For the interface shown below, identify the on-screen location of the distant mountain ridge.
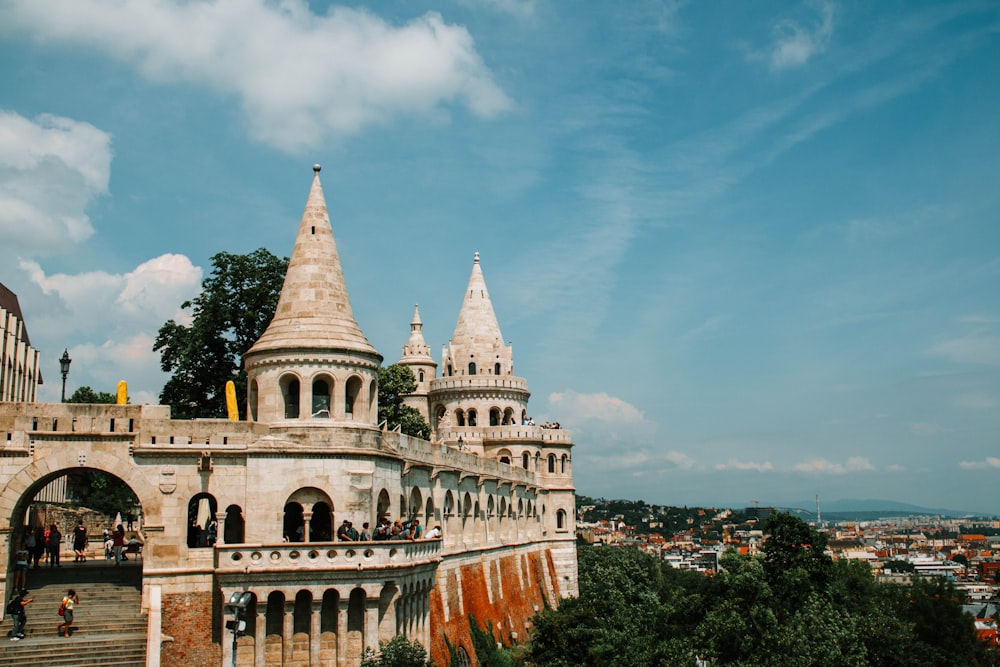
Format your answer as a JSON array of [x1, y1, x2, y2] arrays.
[[783, 498, 977, 519]]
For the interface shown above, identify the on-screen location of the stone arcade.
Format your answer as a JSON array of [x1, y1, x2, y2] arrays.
[[0, 166, 577, 667]]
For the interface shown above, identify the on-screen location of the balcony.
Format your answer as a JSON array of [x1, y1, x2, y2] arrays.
[[215, 540, 442, 574]]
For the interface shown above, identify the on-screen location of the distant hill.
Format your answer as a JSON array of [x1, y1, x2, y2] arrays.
[[783, 498, 979, 520]]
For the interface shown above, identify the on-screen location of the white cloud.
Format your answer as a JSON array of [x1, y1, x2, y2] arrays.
[[0, 111, 111, 255], [793, 456, 875, 474], [715, 459, 774, 472], [766, 1, 835, 70], [458, 0, 536, 19], [925, 335, 1000, 366], [0, 0, 510, 152], [548, 390, 646, 424], [958, 457, 1000, 470]]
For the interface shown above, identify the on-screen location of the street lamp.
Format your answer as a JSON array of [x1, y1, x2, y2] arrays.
[[225, 591, 253, 667], [59, 349, 72, 402]]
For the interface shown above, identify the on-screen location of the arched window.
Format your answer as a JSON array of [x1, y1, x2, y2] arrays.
[[468, 362, 476, 375], [456, 409, 466, 426], [489, 408, 500, 426], [345, 376, 363, 418], [408, 487, 423, 519], [557, 509, 567, 530], [561, 454, 568, 473], [248, 379, 259, 421], [281, 375, 300, 419], [224, 504, 245, 544], [187, 493, 217, 548], [418, 370, 425, 382], [522, 452, 529, 469], [377, 489, 391, 521], [494, 363, 500, 375], [503, 407, 514, 425], [444, 491, 455, 517], [283, 502, 304, 542], [547, 454, 556, 473], [498, 449, 512, 465], [312, 378, 331, 417], [468, 409, 477, 426], [311, 502, 333, 541], [425, 497, 434, 525]]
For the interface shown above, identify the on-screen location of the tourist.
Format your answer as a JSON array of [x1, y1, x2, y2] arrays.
[[390, 520, 404, 539], [72, 520, 88, 563], [7, 588, 31, 640], [206, 520, 218, 547], [56, 589, 79, 638], [359, 522, 371, 541], [46, 524, 62, 568], [425, 525, 442, 539], [113, 524, 125, 565], [13, 543, 29, 590], [31, 526, 45, 568], [336, 520, 353, 541], [187, 518, 201, 548], [407, 519, 423, 540]]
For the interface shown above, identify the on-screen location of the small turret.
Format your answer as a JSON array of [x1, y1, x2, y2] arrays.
[[398, 305, 437, 422]]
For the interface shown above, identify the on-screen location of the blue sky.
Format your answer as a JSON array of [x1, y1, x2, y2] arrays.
[[1, 1, 998, 513]]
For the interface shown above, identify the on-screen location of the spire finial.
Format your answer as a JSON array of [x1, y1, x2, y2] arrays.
[[313, 164, 321, 173], [473, 251, 480, 263]]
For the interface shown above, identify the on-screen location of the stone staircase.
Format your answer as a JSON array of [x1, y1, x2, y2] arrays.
[[0, 561, 147, 667]]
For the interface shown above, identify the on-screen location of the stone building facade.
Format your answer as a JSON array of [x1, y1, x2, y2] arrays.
[[0, 166, 577, 667], [0, 283, 41, 403]]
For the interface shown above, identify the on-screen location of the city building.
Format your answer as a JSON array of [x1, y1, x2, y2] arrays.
[[0, 283, 41, 402]]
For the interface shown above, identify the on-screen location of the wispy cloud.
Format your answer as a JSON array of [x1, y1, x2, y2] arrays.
[[765, 1, 836, 71], [0, 0, 510, 152], [793, 457, 876, 474], [548, 391, 647, 424], [958, 457, 1000, 470], [926, 335, 1000, 366], [953, 393, 999, 410], [715, 459, 775, 472]]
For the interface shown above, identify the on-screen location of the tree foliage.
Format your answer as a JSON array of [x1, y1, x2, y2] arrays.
[[526, 514, 999, 667], [66, 386, 117, 404], [377, 364, 431, 440], [153, 249, 287, 419], [360, 635, 432, 667], [67, 470, 139, 519]]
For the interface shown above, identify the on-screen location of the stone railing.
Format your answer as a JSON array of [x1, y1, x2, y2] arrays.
[[215, 539, 442, 573], [428, 376, 529, 392]]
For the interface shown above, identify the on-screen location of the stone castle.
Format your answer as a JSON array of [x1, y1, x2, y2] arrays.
[[0, 165, 577, 667]]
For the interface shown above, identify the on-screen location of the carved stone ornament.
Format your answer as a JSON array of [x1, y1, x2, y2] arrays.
[[159, 466, 177, 494]]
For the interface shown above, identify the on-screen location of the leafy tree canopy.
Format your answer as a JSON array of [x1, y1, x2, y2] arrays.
[[154, 249, 287, 419], [377, 364, 431, 440], [67, 470, 139, 519], [360, 635, 432, 667], [66, 386, 117, 404]]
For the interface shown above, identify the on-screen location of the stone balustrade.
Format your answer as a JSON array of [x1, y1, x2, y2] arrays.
[[215, 539, 442, 573]]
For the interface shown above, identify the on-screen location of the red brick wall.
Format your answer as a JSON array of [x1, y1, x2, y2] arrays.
[[429, 549, 555, 666], [161, 591, 221, 667]]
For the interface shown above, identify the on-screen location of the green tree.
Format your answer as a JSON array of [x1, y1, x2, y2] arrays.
[[360, 635, 432, 667], [67, 470, 139, 518], [66, 386, 117, 403], [154, 249, 287, 419], [377, 364, 431, 440]]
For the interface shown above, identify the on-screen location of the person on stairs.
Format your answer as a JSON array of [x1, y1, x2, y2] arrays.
[[7, 588, 31, 640], [57, 589, 79, 638]]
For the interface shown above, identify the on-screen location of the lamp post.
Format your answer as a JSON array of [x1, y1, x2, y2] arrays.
[[59, 349, 72, 402], [225, 591, 253, 667]]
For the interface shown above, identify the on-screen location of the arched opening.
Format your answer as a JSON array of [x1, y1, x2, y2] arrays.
[[248, 378, 259, 421], [547, 454, 556, 473], [312, 377, 332, 417], [494, 362, 500, 376], [187, 493, 218, 548], [311, 502, 333, 542], [418, 370, 425, 382], [557, 509, 567, 530], [503, 407, 514, 425], [434, 405, 446, 428], [425, 497, 434, 526], [497, 449, 512, 465], [521, 452, 529, 469], [345, 376, 363, 419], [294, 590, 312, 635], [321, 590, 339, 652], [377, 489, 391, 522], [561, 453, 568, 473], [281, 375, 301, 419], [408, 488, 423, 519], [468, 362, 476, 375], [443, 491, 455, 518], [224, 504, 245, 544], [489, 408, 501, 426], [467, 409, 477, 427], [348, 588, 366, 648], [266, 591, 285, 650], [283, 502, 304, 542], [456, 409, 465, 427]]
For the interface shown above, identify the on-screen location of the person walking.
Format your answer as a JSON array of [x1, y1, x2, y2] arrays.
[[56, 589, 79, 638], [31, 526, 45, 568], [7, 588, 31, 640], [13, 543, 29, 590], [72, 521, 88, 563], [112, 524, 125, 566], [46, 525, 62, 568]]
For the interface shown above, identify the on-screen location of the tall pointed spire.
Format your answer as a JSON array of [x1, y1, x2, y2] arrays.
[[401, 305, 433, 363], [450, 252, 504, 348], [248, 165, 377, 355]]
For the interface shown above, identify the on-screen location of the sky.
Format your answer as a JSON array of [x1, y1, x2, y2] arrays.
[[1, 0, 998, 514]]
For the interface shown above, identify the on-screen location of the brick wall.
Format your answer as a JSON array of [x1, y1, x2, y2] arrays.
[[161, 591, 220, 667]]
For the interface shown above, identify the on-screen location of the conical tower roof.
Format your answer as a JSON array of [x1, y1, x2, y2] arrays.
[[400, 304, 434, 364], [450, 252, 504, 348], [247, 165, 377, 356]]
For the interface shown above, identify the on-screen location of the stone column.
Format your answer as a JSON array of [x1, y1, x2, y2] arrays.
[[303, 511, 313, 543], [365, 596, 379, 654], [283, 600, 295, 666], [310, 598, 322, 667], [337, 596, 349, 667], [221, 588, 235, 667], [215, 511, 228, 545], [254, 599, 266, 667]]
